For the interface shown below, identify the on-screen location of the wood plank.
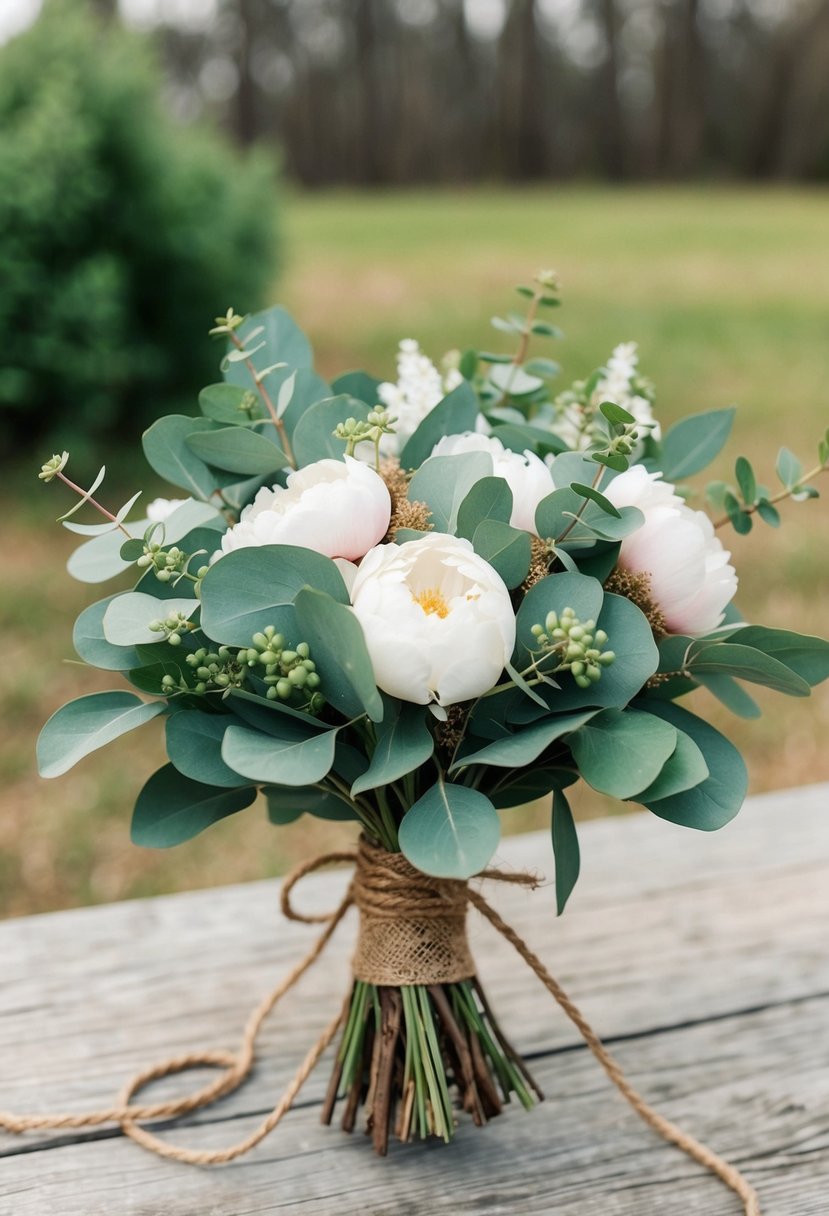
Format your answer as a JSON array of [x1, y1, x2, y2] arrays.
[[1, 993, 828, 1215], [1, 783, 828, 1211]]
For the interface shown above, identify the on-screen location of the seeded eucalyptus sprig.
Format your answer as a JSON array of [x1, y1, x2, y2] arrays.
[[708, 429, 829, 533]]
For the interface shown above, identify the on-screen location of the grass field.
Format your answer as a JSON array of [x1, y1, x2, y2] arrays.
[[3, 185, 829, 917]]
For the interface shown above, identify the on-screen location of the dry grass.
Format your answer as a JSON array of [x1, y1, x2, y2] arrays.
[[2, 185, 828, 917]]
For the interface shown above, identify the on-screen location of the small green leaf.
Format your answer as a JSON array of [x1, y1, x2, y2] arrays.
[[408, 452, 493, 534], [351, 701, 434, 795], [294, 587, 384, 722], [186, 426, 289, 476], [399, 781, 500, 879], [103, 593, 198, 646], [776, 447, 803, 490], [399, 381, 480, 469], [38, 692, 164, 778], [735, 456, 756, 505], [633, 730, 709, 802], [470, 520, 532, 589], [568, 708, 678, 799], [166, 712, 249, 788], [569, 483, 621, 518], [660, 407, 736, 481], [756, 499, 781, 528], [694, 672, 761, 719], [222, 723, 337, 786], [199, 383, 260, 424], [131, 765, 256, 847], [599, 400, 635, 426], [199, 545, 349, 646], [686, 642, 811, 696], [453, 710, 597, 771], [639, 702, 747, 831], [551, 789, 580, 915], [488, 363, 544, 397], [456, 477, 513, 541]]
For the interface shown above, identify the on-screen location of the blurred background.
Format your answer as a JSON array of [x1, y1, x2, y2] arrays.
[[2, 0, 828, 917]]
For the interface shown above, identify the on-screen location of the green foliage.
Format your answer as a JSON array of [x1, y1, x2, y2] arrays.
[[199, 545, 349, 646], [399, 780, 500, 879], [131, 765, 256, 847], [37, 690, 164, 778], [658, 408, 736, 481], [551, 789, 579, 915], [351, 701, 434, 796], [0, 0, 277, 452]]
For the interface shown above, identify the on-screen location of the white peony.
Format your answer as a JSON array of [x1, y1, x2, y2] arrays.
[[350, 533, 516, 707], [376, 339, 465, 456], [429, 432, 553, 534], [603, 465, 738, 636], [219, 456, 391, 562], [146, 497, 188, 523]]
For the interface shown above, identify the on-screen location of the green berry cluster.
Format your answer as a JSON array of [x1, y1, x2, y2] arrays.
[[137, 541, 210, 587], [180, 645, 246, 693], [334, 408, 397, 458], [243, 626, 324, 712], [531, 606, 615, 689], [148, 611, 195, 646]]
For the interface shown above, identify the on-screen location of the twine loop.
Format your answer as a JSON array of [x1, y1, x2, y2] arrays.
[[0, 845, 760, 1213]]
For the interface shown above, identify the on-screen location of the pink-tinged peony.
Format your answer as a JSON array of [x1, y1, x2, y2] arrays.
[[219, 456, 391, 562], [350, 533, 516, 707], [603, 465, 737, 636], [429, 432, 553, 534]]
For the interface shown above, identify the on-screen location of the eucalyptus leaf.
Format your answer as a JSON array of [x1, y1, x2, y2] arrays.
[[726, 626, 829, 686], [199, 383, 259, 424], [73, 596, 168, 671], [351, 701, 434, 795], [131, 765, 256, 847], [638, 701, 747, 830], [103, 593, 198, 646], [659, 408, 736, 481], [293, 587, 384, 722], [222, 722, 337, 786], [551, 788, 580, 914], [407, 452, 493, 534], [399, 781, 500, 879], [686, 642, 811, 697], [223, 307, 313, 392], [399, 381, 480, 469], [185, 426, 289, 476], [471, 520, 532, 588], [142, 415, 222, 500], [199, 545, 349, 646], [633, 730, 709, 801], [453, 709, 597, 771], [38, 691, 164, 778], [264, 784, 357, 823], [456, 476, 513, 541], [291, 395, 368, 465], [166, 712, 250, 788], [694, 672, 761, 719], [568, 708, 677, 799]]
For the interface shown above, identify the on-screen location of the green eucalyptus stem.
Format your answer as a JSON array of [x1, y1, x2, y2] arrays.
[[712, 459, 829, 530], [227, 329, 295, 468]]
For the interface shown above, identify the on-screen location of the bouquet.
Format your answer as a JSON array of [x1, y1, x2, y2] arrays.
[[37, 272, 829, 1157]]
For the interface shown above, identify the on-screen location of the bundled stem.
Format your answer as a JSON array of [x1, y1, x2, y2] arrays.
[[322, 977, 541, 1153]]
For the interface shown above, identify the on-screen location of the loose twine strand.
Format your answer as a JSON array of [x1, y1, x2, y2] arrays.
[[0, 846, 760, 1214]]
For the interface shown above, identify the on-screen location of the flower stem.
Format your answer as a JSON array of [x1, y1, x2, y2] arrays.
[[228, 330, 296, 468], [56, 471, 132, 538], [712, 461, 828, 530]]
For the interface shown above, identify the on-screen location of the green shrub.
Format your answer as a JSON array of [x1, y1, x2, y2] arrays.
[[0, 0, 278, 455]]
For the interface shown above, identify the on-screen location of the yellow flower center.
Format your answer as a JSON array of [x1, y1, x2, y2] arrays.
[[412, 587, 450, 618]]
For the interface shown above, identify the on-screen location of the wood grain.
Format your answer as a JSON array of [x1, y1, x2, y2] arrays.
[[1, 782, 828, 1214]]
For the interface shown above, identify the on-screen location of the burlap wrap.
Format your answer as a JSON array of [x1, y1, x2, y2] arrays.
[[351, 837, 475, 985]]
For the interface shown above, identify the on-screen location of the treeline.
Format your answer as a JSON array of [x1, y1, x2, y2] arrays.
[[141, 0, 829, 184]]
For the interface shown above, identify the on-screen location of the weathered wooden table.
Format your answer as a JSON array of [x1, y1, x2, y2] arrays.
[[2, 783, 828, 1215]]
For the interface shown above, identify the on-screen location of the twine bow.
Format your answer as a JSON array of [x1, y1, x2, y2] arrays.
[[0, 846, 760, 1215]]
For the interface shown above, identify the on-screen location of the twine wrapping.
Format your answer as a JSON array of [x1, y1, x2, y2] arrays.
[[0, 844, 760, 1215], [351, 837, 475, 984]]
